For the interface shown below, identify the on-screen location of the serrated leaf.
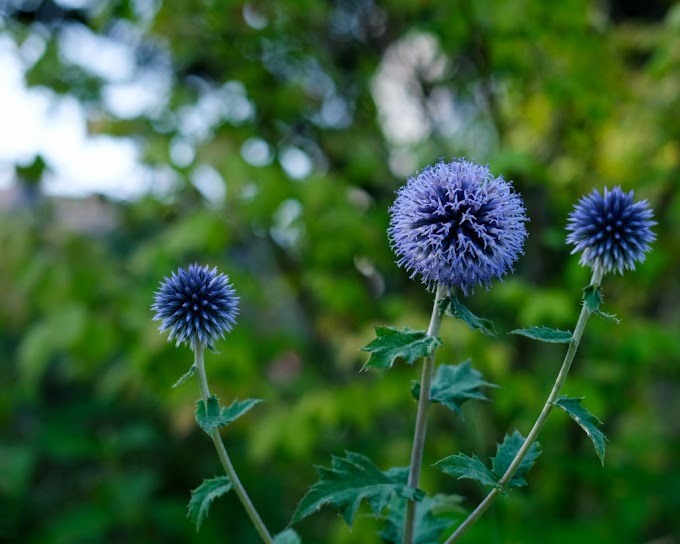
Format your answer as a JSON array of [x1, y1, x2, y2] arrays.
[[172, 364, 196, 388], [436, 432, 541, 490], [583, 285, 620, 323], [412, 360, 496, 416], [291, 451, 424, 527], [195, 396, 262, 434], [583, 284, 603, 312], [490, 431, 542, 489], [273, 528, 301, 544], [187, 476, 232, 532], [594, 309, 621, 324], [379, 494, 463, 544], [361, 326, 441, 370], [510, 326, 573, 343], [433, 453, 498, 488], [439, 294, 496, 336], [555, 396, 607, 465]]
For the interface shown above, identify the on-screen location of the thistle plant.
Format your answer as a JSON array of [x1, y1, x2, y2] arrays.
[[150, 167, 655, 544], [443, 185, 655, 542], [151, 264, 281, 544]]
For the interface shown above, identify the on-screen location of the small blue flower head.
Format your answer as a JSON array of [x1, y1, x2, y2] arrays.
[[566, 186, 656, 275], [152, 264, 239, 350], [388, 158, 528, 295]]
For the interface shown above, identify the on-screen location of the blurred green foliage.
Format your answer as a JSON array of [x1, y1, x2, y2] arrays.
[[1, 1, 679, 543]]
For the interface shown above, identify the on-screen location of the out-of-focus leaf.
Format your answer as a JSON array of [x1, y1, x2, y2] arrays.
[[379, 494, 463, 544], [274, 528, 301, 544], [510, 326, 573, 343], [171, 365, 195, 388], [412, 360, 496, 416]]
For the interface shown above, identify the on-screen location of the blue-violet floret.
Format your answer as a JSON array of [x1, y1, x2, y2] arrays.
[[152, 263, 239, 350], [566, 186, 656, 275], [388, 158, 528, 295]]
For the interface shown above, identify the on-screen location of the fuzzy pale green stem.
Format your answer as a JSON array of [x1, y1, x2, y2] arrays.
[[444, 266, 604, 544], [403, 284, 447, 544], [194, 344, 275, 544]]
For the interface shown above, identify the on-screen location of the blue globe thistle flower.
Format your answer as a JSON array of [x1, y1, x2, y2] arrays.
[[152, 264, 239, 350], [388, 158, 528, 295], [566, 186, 656, 275]]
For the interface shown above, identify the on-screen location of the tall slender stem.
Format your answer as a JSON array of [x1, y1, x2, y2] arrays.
[[444, 266, 604, 544], [194, 345, 275, 544], [403, 284, 447, 544]]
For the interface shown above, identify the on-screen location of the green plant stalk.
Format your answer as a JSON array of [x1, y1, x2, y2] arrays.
[[444, 266, 604, 544], [403, 284, 447, 544], [194, 344, 275, 544]]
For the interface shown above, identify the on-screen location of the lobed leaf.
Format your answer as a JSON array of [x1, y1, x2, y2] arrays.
[[291, 451, 424, 527], [412, 360, 496, 416], [583, 285, 621, 323], [582, 284, 603, 313], [273, 528, 301, 544], [361, 326, 441, 370], [439, 294, 496, 336], [433, 453, 498, 488], [435, 431, 541, 490], [490, 431, 542, 488], [510, 326, 573, 343], [195, 396, 262, 434], [379, 494, 463, 544], [555, 396, 607, 465], [187, 476, 232, 532]]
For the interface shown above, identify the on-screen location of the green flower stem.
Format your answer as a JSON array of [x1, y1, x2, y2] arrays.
[[444, 266, 604, 544], [403, 283, 447, 544], [194, 345, 275, 544]]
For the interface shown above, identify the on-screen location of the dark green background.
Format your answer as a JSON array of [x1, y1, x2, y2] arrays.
[[1, 1, 678, 543]]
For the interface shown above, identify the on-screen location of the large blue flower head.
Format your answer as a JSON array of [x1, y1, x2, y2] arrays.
[[566, 186, 656, 275], [388, 158, 528, 295], [152, 264, 239, 350]]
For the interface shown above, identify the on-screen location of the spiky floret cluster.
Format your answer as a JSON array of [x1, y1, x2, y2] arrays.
[[566, 186, 656, 275], [388, 158, 528, 295], [152, 264, 239, 350]]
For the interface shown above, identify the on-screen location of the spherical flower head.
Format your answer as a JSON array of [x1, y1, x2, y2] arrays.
[[566, 186, 656, 275], [388, 158, 528, 295], [152, 264, 239, 350]]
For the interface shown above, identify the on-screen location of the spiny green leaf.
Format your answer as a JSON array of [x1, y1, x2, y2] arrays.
[[490, 431, 542, 489], [195, 396, 262, 434], [187, 476, 232, 532], [433, 453, 498, 488], [510, 326, 573, 343], [583, 284, 603, 312], [172, 364, 196, 388], [435, 431, 541, 490], [594, 309, 621, 323], [412, 360, 497, 416], [439, 294, 496, 336], [361, 326, 441, 370], [555, 396, 607, 465], [379, 494, 463, 544], [583, 285, 620, 323], [273, 528, 301, 544], [291, 451, 424, 527]]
